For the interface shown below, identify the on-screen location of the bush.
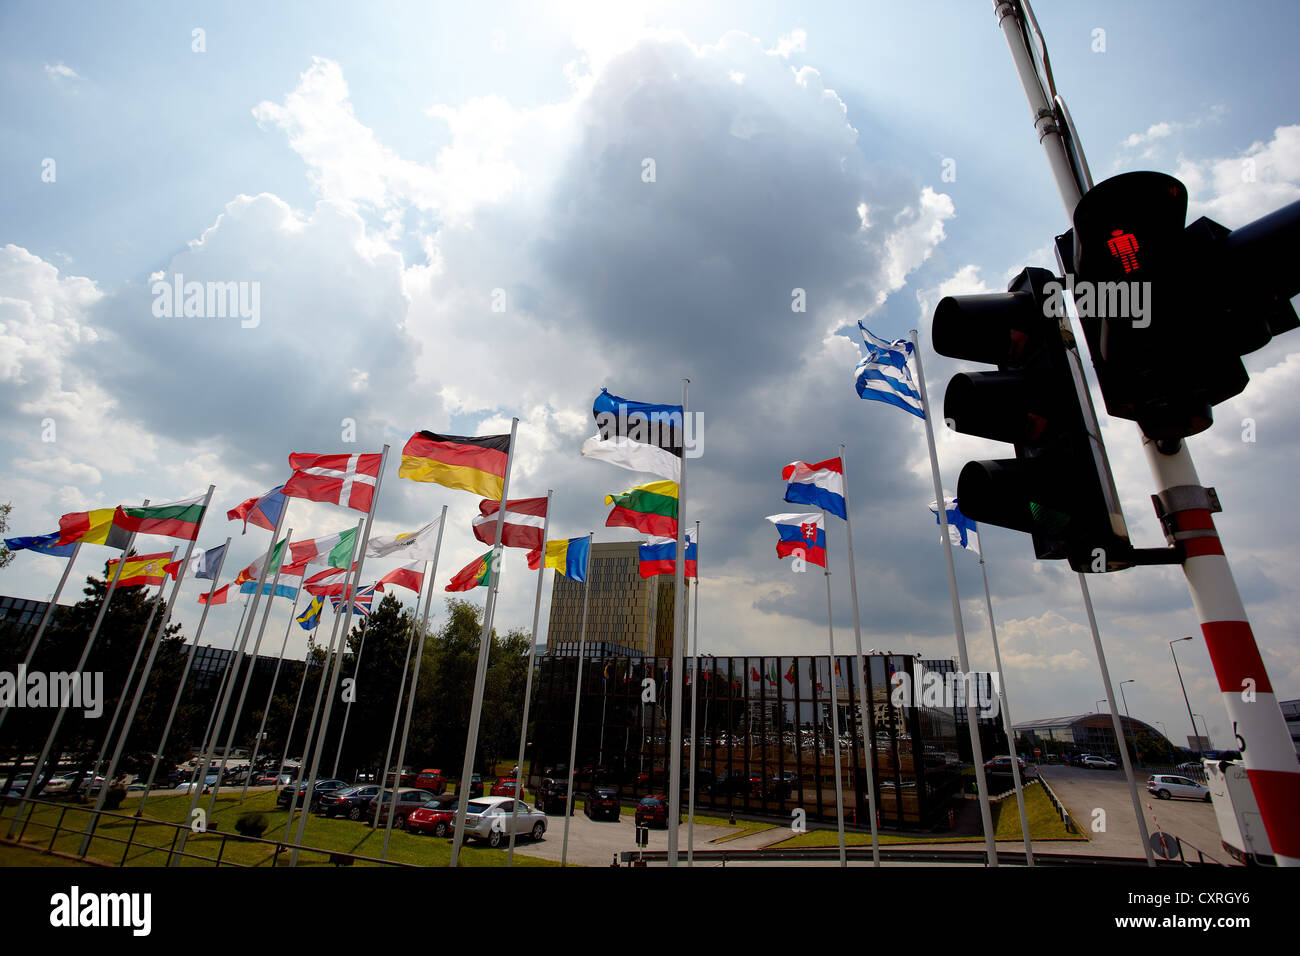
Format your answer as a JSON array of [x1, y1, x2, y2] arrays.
[[235, 813, 269, 838], [102, 789, 127, 812]]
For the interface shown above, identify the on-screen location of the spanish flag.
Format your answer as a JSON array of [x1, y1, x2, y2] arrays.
[[399, 431, 510, 500], [105, 551, 172, 587], [57, 508, 131, 548]]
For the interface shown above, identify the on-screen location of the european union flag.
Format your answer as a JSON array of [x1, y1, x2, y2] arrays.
[[4, 531, 76, 559]]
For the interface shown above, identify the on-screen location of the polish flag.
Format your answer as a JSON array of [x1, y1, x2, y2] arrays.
[[377, 561, 425, 594]]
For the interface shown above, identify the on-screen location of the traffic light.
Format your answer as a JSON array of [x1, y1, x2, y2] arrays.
[[1063, 171, 1300, 443], [933, 267, 1134, 571]]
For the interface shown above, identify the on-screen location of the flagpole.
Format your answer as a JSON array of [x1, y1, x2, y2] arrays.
[[196, 595, 251, 779], [136, 536, 231, 817], [451, 419, 518, 866], [278, 615, 322, 788], [171, 499, 288, 864], [687, 520, 700, 866], [243, 586, 306, 801], [821, 511, 848, 867], [508, 491, 551, 864], [208, 527, 296, 817], [291, 440, 388, 865], [909, 328, 998, 867], [85, 545, 178, 794], [560, 532, 594, 867], [375, 612, 416, 833], [978, 549, 1034, 866], [838, 443, 880, 866], [667, 378, 689, 866], [383, 505, 447, 859], [0, 541, 81, 738], [331, 607, 371, 778], [8, 501, 146, 839]]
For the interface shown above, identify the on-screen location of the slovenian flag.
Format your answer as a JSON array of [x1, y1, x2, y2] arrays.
[[765, 512, 826, 567], [781, 458, 846, 520], [637, 532, 697, 579]]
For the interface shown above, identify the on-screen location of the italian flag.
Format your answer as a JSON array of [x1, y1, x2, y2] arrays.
[[113, 495, 206, 541]]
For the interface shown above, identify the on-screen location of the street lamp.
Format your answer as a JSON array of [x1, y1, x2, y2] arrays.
[[1170, 637, 1198, 755], [1095, 698, 1107, 713], [1119, 679, 1139, 768]]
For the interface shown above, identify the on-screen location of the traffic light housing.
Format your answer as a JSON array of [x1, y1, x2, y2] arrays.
[[1063, 171, 1300, 443], [933, 267, 1134, 571]]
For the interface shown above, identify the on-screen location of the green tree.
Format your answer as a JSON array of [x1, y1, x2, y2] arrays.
[[0, 502, 14, 570]]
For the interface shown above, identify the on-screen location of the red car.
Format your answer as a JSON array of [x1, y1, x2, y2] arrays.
[[634, 795, 680, 829], [491, 778, 518, 797], [405, 800, 457, 837]]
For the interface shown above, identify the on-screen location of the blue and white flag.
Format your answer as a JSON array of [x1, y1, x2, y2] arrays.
[[3, 531, 76, 559], [930, 497, 980, 556], [239, 580, 300, 601], [855, 323, 924, 419], [781, 458, 847, 520]]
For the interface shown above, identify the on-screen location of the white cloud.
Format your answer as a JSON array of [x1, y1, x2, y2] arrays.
[[44, 62, 80, 83], [1174, 124, 1300, 226]]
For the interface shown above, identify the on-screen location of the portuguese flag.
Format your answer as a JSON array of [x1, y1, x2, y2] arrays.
[[445, 549, 498, 592], [400, 431, 511, 500], [604, 480, 677, 537], [105, 551, 172, 587], [113, 495, 207, 541]]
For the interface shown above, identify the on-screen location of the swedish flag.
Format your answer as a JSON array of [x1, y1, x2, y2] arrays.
[[297, 596, 323, 631]]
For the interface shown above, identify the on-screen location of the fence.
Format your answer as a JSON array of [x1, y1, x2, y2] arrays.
[[0, 797, 421, 868]]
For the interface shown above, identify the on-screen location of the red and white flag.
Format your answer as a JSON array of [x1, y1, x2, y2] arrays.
[[198, 584, 232, 606], [283, 453, 382, 512], [377, 561, 425, 594], [471, 496, 547, 550], [303, 563, 358, 597]]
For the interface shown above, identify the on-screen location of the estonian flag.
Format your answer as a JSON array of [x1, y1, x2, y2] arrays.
[[580, 388, 684, 481]]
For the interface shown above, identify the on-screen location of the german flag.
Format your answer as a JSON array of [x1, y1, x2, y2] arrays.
[[105, 551, 172, 587], [57, 508, 131, 549], [399, 432, 510, 500]]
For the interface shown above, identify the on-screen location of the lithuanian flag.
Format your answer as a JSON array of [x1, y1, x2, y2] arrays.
[[105, 551, 172, 587], [400, 431, 510, 500], [603, 480, 677, 537], [57, 508, 131, 548], [445, 549, 498, 592], [113, 495, 207, 541]]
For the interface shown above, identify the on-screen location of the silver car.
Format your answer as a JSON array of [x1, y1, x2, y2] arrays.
[[462, 796, 547, 848], [1147, 774, 1211, 801]]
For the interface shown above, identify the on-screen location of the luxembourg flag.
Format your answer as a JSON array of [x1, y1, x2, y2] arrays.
[[781, 458, 846, 520], [765, 512, 826, 567]]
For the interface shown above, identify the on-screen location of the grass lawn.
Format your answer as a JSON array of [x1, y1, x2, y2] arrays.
[[2, 790, 562, 867], [0, 841, 99, 867], [690, 813, 777, 843]]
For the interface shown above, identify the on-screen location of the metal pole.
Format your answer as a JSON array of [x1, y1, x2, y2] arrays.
[[331, 609, 371, 778], [136, 536, 231, 817], [278, 620, 320, 785], [383, 506, 446, 859], [909, 331, 998, 866], [1170, 638, 1199, 753], [1078, 572, 1155, 866], [242, 587, 306, 801], [837, 443, 880, 866], [1120, 679, 1139, 768], [509, 492, 551, 864], [666, 378, 688, 866], [687, 522, 700, 866], [560, 533, 594, 867], [8, 503, 145, 838], [451, 419, 518, 866], [979, 553, 1033, 865], [821, 511, 847, 867], [374, 617, 415, 832]]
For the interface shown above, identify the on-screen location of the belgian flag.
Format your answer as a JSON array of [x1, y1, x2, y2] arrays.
[[57, 508, 131, 549]]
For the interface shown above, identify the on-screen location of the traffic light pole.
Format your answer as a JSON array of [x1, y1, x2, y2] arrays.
[[995, 0, 1300, 866]]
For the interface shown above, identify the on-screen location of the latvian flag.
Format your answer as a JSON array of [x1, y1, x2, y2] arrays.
[[303, 563, 359, 597], [580, 388, 683, 482], [471, 497, 547, 550], [605, 480, 677, 537], [781, 458, 846, 520], [112, 495, 208, 541], [765, 512, 826, 567], [400, 432, 511, 500], [283, 453, 382, 513], [638, 532, 697, 579]]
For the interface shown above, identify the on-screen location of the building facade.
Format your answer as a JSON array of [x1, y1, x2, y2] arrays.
[[544, 542, 683, 658]]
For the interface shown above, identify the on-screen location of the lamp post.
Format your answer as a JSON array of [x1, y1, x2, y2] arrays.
[[1194, 714, 1212, 754], [1095, 699, 1106, 713], [1119, 680, 1139, 768], [1170, 637, 1199, 755]]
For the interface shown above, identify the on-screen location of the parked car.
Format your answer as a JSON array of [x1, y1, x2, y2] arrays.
[[1175, 761, 1205, 774], [457, 773, 483, 797], [461, 797, 547, 847], [366, 788, 438, 827], [983, 755, 1033, 776], [634, 795, 680, 829], [491, 778, 519, 797], [404, 793, 459, 836], [179, 772, 221, 793], [414, 769, 445, 793], [535, 777, 575, 815], [1147, 774, 1211, 802], [584, 787, 621, 821], [276, 778, 348, 811], [1082, 756, 1117, 770], [316, 784, 382, 820]]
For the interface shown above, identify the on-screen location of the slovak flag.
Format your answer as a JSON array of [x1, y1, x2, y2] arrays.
[[781, 457, 846, 520], [283, 453, 383, 513], [764, 512, 826, 567]]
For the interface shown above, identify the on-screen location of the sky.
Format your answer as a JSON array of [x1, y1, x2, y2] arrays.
[[2, 0, 1298, 752]]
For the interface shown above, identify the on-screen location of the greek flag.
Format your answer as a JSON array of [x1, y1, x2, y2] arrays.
[[855, 323, 924, 418], [929, 497, 980, 556]]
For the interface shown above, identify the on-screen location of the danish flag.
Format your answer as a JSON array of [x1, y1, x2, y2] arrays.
[[283, 452, 382, 513]]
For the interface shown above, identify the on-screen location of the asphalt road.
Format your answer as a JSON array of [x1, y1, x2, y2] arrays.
[[1038, 765, 1233, 864], [509, 806, 733, 867]]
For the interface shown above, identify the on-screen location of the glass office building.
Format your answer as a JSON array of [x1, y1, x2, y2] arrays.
[[530, 653, 981, 828]]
